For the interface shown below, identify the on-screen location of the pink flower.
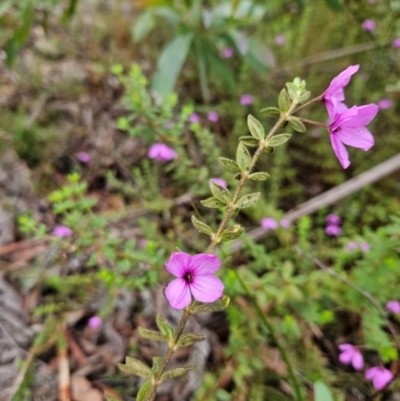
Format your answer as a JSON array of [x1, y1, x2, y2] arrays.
[[329, 104, 378, 169], [385, 301, 400, 314], [207, 111, 219, 122], [322, 65, 359, 121], [378, 99, 392, 110], [165, 252, 224, 309], [362, 19, 376, 32], [338, 344, 364, 371], [88, 316, 102, 329], [147, 143, 177, 162], [261, 218, 278, 231], [325, 225, 341, 236], [359, 242, 370, 252], [365, 367, 393, 391], [345, 241, 359, 251], [280, 219, 291, 228], [77, 152, 91, 163], [221, 47, 234, 58], [274, 34, 286, 46], [165, 120, 174, 129], [52, 225, 72, 238], [393, 38, 400, 48], [211, 178, 227, 188], [326, 214, 341, 225], [138, 239, 148, 248], [189, 113, 201, 123], [240, 94, 254, 106]]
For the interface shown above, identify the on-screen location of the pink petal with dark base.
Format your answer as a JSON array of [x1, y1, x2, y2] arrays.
[[337, 127, 374, 151], [165, 279, 192, 309], [190, 254, 221, 275], [165, 252, 192, 277], [190, 275, 224, 303]]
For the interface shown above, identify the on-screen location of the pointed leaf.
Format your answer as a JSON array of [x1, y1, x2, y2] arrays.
[[247, 115, 265, 140], [133, 11, 155, 42], [151, 33, 193, 99], [209, 180, 231, 203], [260, 107, 281, 117], [119, 357, 152, 378], [136, 380, 151, 401], [243, 37, 275, 72], [249, 172, 270, 181], [235, 192, 260, 209], [201, 197, 226, 208], [314, 380, 334, 401], [204, 47, 235, 92], [228, 29, 249, 55], [287, 116, 306, 132], [267, 134, 292, 147], [219, 225, 244, 241], [191, 215, 214, 236], [160, 366, 195, 382], [219, 157, 241, 172], [238, 136, 260, 147], [156, 313, 174, 340], [177, 333, 206, 347], [236, 143, 252, 172], [138, 327, 168, 342], [278, 89, 291, 112], [192, 303, 225, 313]]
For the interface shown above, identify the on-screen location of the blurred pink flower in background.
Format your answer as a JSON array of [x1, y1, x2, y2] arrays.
[[221, 47, 234, 58], [165, 120, 174, 129], [274, 34, 286, 45], [393, 38, 400, 48], [345, 241, 359, 251], [280, 219, 291, 228], [138, 239, 148, 248], [207, 111, 219, 122], [338, 344, 364, 370], [211, 178, 227, 188], [378, 99, 392, 109], [189, 112, 201, 123], [365, 367, 393, 391], [261, 218, 278, 231], [88, 316, 102, 329], [385, 301, 400, 314], [359, 242, 370, 252], [52, 225, 72, 238], [325, 225, 342, 236], [326, 214, 341, 225], [148, 143, 177, 161], [368, 0, 377, 4], [362, 19, 376, 32], [77, 152, 91, 163], [240, 94, 254, 106]]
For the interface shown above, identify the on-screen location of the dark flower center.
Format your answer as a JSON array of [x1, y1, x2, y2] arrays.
[[184, 273, 193, 283]]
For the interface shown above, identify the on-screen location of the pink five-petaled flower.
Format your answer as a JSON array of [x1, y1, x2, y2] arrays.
[[87, 316, 102, 329], [52, 225, 72, 238], [338, 344, 364, 371], [165, 252, 224, 309], [325, 224, 341, 236], [147, 143, 177, 162], [77, 152, 91, 163], [189, 112, 201, 123], [240, 94, 254, 106], [362, 19, 376, 32], [365, 367, 393, 391], [207, 111, 219, 122], [211, 178, 227, 188], [326, 214, 341, 225], [261, 217, 278, 231], [329, 104, 378, 169], [393, 38, 400, 48], [322, 65, 359, 120], [385, 301, 400, 314]]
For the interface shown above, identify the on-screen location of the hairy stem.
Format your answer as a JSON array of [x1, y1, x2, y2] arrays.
[[297, 117, 328, 129], [232, 269, 304, 401]]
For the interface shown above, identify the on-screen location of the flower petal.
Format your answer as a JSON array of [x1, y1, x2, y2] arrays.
[[338, 343, 353, 351], [342, 104, 379, 128], [165, 278, 192, 309], [365, 367, 379, 380], [190, 254, 221, 275], [337, 127, 374, 151], [372, 368, 393, 391], [326, 65, 359, 95], [190, 275, 224, 303], [351, 351, 364, 371], [330, 134, 350, 169], [165, 252, 191, 277], [339, 349, 353, 364]]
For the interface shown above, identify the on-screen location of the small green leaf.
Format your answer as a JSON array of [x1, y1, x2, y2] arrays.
[[287, 117, 306, 132], [267, 133, 292, 147], [119, 357, 152, 378], [104, 394, 121, 401], [235, 192, 260, 209], [278, 89, 291, 112], [160, 366, 195, 382], [238, 136, 259, 147], [177, 333, 206, 347], [260, 107, 281, 117], [249, 172, 270, 181], [263, 146, 274, 154], [219, 225, 244, 241], [133, 11, 155, 42], [298, 90, 311, 104], [200, 197, 226, 208], [219, 157, 241, 172], [191, 216, 214, 237], [314, 380, 334, 401], [136, 380, 151, 401], [209, 180, 231, 203], [156, 313, 174, 340], [236, 143, 252, 171], [138, 327, 168, 342], [247, 115, 265, 140], [192, 303, 225, 313], [152, 356, 163, 372]]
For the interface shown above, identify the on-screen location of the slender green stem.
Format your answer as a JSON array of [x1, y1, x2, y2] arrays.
[[297, 117, 328, 129], [292, 95, 323, 113], [232, 269, 304, 401]]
